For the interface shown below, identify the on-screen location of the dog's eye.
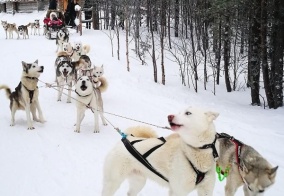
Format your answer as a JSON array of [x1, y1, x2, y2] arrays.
[[185, 111, 191, 115], [259, 190, 265, 193]]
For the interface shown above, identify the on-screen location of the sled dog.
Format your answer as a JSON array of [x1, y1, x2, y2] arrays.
[[29, 19, 40, 35], [217, 133, 278, 196], [0, 60, 45, 129], [71, 41, 91, 61], [55, 52, 75, 103], [102, 107, 220, 196], [56, 27, 69, 52], [1, 20, 19, 39], [74, 76, 107, 133], [90, 65, 108, 92], [18, 25, 29, 39], [72, 54, 92, 80]]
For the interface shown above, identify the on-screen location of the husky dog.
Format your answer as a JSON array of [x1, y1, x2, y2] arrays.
[[1, 20, 19, 39], [18, 25, 29, 39], [90, 65, 108, 92], [74, 76, 107, 133], [56, 27, 69, 52], [54, 51, 74, 103], [72, 55, 92, 76], [71, 41, 91, 61], [0, 60, 44, 129], [102, 107, 220, 196], [29, 19, 40, 35], [61, 41, 73, 55], [217, 133, 278, 196]]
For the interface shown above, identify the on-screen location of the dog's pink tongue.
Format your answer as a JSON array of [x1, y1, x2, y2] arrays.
[[170, 125, 180, 131]]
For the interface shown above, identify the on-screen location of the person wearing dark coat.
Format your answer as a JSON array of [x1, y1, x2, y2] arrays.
[[83, 0, 92, 29], [48, 0, 57, 10], [65, 0, 78, 27]]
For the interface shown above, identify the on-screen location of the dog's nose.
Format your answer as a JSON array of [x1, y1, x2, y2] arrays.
[[168, 115, 174, 122], [82, 80, 86, 85]]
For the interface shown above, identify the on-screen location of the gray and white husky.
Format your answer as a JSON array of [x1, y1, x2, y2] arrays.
[[217, 133, 278, 196], [55, 52, 75, 103], [0, 60, 45, 129], [28, 19, 40, 35], [1, 20, 19, 39]]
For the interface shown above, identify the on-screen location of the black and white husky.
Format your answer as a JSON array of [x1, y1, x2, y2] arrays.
[[18, 24, 29, 39], [0, 60, 45, 129], [55, 51, 75, 103], [56, 27, 69, 52]]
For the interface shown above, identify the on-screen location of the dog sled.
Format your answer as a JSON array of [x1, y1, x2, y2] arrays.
[[43, 10, 65, 39]]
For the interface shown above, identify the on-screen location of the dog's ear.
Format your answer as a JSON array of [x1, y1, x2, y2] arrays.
[[205, 111, 219, 122], [101, 64, 104, 68], [34, 59, 38, 64], [268, 166, 278, 180], [22, 61, 28, 72]]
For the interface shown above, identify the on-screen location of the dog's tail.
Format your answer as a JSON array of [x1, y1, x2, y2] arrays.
[[82, 44, 90, 54], [0, 85, 12, 99], [125, 126, 158, 138], [98, 77, 108, 93]]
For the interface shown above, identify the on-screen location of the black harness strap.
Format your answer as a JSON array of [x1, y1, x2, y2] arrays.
[[21, 82, 37, 104], [188, 159, 206, 185], [199, 135, 219, 159], [121, 137, 169, 182]]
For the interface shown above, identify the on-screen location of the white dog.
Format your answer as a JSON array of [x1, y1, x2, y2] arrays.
[[102, 107, 220, 196], [74, 76, 107, 133], [71, 41, 90, 61]]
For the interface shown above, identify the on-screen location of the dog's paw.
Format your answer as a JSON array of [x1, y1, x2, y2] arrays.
[[67, 100, 71, 103], [57, 99, 61, 102], [74, 129, 80, 133], [94, 130, 100, 133], [27, 126, 35, 130]]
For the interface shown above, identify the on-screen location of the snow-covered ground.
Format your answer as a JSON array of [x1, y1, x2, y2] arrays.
[[0, 11, 283, 196]]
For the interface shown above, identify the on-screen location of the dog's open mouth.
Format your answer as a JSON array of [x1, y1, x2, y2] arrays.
[[80, 84, 87, 91], [63, 70, 69, 76], [169, 122, 182, 131]]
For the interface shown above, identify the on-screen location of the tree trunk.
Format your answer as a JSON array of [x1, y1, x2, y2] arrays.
[[223, 14, 232, 92], [248, 1, 261, 105], [261, 0, 274, 108]]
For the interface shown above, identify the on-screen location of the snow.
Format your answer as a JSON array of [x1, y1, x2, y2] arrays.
[[0, 11, 283, 196]]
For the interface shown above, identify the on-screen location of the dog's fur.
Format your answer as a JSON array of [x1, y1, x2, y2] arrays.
[[71, 41, 91, 61], [1, 20, 19, 39], [18, 25, 29, 39], [74, 76, 107, 133], [55, 52, 75, 103], [217, 136, 278, 196], [28, 19, 40, 35], [56, 27, 69, 52], [90, 65, 108, 92], [102, 107, 219, 196], [0, 60, 45, 129]]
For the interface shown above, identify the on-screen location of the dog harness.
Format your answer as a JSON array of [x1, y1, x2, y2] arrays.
[[121, 137, 168, 182], [217, 133, 243, 169], [122, 135, 219, 185], [22, 77, 39, 103]]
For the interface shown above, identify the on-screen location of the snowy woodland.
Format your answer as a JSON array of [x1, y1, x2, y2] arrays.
[[0, 0, 284, 195]]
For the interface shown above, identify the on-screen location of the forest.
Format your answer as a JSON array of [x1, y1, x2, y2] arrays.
[[83, 0, 284, 109]]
